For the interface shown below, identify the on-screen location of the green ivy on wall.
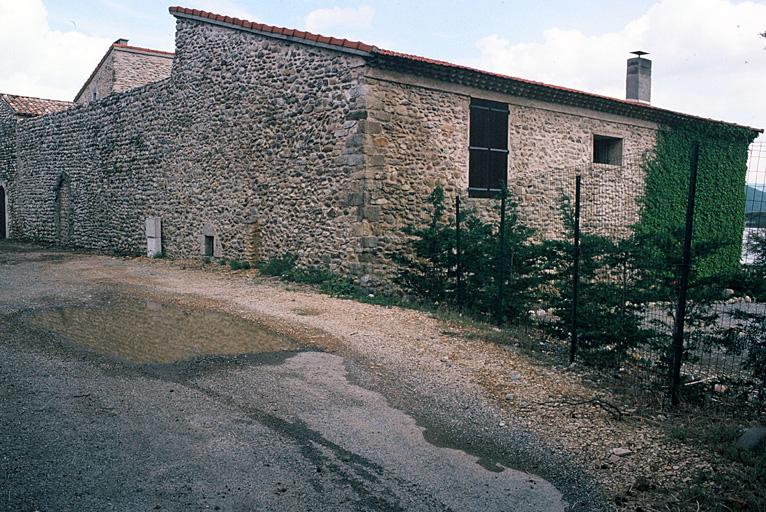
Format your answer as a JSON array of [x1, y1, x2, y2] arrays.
[[637, 123, 757, 276]]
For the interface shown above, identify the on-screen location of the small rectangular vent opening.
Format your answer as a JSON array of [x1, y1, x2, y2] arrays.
[[593, 135, 623, 165]]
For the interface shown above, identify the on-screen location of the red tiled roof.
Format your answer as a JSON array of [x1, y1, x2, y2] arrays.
[[376, 47, 638, 107], [168, 5, 761, 133], [371, 49, 763, 133], [1, 93, 73, 117], [168, 6, 375, 53]]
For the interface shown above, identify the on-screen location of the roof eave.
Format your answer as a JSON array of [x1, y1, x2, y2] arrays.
[[0, 93, 73, 117], [369, 52, 762, 136], [169, 7, 375, 57]]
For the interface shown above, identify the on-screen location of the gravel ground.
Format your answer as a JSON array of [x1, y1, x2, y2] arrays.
[[0, 242, 610, 511], [2, 241, 739, 511]]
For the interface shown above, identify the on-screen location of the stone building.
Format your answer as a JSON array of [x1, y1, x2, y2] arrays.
[[0, 94, 73, 240], [74, 39, 175, 105], [0, 6, 759, 287]]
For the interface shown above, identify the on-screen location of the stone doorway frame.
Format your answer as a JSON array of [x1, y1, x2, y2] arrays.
[[0, 181, 8, 239], [54, 174, 73, 245]]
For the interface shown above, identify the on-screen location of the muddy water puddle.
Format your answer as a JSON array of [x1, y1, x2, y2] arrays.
[[30, 297, 307, 363]]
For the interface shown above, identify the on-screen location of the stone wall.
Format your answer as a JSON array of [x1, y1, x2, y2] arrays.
[[112, 49, 174, 94], [507, 103, 656, 239], [2, 16, 663, 289], [7, 19, 370, 276], [0, 101, 17, 237], [356, 70, 657, 284], [76, 52, 116, 104], [76, 47, 174, 105]]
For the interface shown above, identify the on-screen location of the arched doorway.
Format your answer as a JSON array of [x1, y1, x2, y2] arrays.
[[0, 185, 6, 239], [54, 177, 73, 245]]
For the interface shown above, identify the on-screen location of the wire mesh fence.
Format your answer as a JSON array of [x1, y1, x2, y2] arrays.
[[535, 143, 765, 405], [411, 142, 766, 407]]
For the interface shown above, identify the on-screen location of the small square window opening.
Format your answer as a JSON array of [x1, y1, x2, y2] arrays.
[[593, 135, 623, 165]]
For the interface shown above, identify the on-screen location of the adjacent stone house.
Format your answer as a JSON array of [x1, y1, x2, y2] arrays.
[[74, 39, 175, 105], [0, 94, 73, 240], [0, 6, 759, 287]]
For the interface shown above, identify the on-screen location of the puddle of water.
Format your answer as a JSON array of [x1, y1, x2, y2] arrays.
[[222, 351, 568, 512], [422, 427, 506, 473], [30, 297, 306, 364], [0, 252, 69, 265]]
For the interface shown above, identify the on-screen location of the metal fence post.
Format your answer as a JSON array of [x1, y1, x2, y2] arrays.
[[670, 143, 700, 405], [569, 175, 582, 364], [455, 194, 463, 308], [495, 189, 508, 325]]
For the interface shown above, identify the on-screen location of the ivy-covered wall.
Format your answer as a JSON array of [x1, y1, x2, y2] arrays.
[[637, 123, 758, 275]]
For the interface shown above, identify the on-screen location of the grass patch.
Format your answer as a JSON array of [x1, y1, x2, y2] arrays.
[[257, 253, 297, 277], [257, 254, 375, 299], [229, 260, 251, 271], [256, 254, 447, 311]]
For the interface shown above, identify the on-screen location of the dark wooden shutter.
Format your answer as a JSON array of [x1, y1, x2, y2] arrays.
[[469, 98, 509, 198]]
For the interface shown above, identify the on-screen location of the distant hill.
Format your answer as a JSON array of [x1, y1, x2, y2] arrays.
[[746, 185, 766, 214]]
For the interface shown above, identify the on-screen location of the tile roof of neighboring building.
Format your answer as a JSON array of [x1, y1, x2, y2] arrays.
[[169, 5, 762, 135], [0, 93, 73, 117]]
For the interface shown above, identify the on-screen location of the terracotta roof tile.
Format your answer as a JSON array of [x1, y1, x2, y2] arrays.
[[169, 6, 373, 54], [373, 48, 761, 132], [1, 93, 73, 117], [168, 5, 759, 133]]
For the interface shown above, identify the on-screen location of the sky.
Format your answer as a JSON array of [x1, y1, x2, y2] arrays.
[[0, 0, 765, 146]]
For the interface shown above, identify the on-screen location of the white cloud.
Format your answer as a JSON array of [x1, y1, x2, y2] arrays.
[[187, 0, 258, 22], [470, 0, 766, 135], [305, 5, 375, 35], [0, 0, 110, 101]]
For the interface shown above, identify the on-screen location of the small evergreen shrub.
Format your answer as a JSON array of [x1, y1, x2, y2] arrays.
[[395, 185, 541, 324], [257, 253, 362, 298], [229, 260, 251, 270], [257, 253, 298, 277], [538, 199, 654, 368]]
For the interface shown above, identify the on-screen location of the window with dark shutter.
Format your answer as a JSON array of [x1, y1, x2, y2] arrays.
[[469, 98, 509, 198]]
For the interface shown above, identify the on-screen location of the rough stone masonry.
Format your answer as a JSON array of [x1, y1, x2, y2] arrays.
[[0, 6, 757, 289]]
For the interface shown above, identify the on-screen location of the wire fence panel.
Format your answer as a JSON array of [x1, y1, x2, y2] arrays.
[[572, 143, 765, 405], [402, 141, 765, 407], [507, 144, 765, 406], [744, 142, 766, 262]]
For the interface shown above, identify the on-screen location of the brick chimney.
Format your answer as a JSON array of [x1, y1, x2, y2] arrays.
[[113, 38, 129, 45], [626, 51, 651, 103]]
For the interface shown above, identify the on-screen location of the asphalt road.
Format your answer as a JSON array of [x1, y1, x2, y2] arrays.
[[0, 243, 607, 511]]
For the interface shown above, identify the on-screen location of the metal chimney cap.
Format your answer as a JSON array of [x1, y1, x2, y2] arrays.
[[630, 50, 649, 58]]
